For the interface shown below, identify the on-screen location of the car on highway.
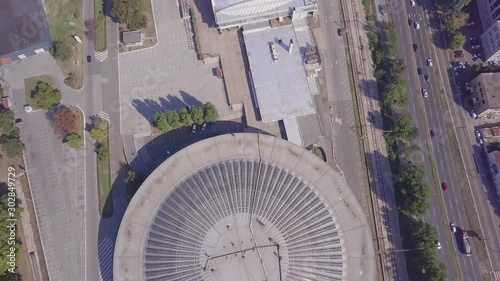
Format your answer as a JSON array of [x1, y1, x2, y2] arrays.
[[87, 55, 91, 62], [426, 58, 432, 67], [424, 74, 430, 82], [414, 21, 420, 29], [450, 222, 457, 233], [470, 110, 478, 119], [442, 182, 448, 190], [435, 240, 442, 249], [408, 18, 413, 26], [422, 88, 428, 97], [413, 43, 418, 52], [410, 0, 416, 6], [417, 67, 422, 75], [337, 28, 343, 36], [430, 129, 436, 137], [471, 45, 481, 49]]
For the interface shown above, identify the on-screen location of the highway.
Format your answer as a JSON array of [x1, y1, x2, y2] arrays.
[[388, 0, 496, 279]]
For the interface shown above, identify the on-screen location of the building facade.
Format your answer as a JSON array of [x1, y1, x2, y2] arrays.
[[470, 73, 500, 118], [482, 21, 500, 62]]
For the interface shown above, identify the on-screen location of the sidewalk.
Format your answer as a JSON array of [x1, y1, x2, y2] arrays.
[[340, 0, 408, 280]]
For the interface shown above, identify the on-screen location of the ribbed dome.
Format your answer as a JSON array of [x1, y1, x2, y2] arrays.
[[144, 160, 344, 281]]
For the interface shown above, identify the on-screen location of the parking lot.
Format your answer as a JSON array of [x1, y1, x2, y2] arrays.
[[18, 110, 86, 281], [118, 0, 236, 137]]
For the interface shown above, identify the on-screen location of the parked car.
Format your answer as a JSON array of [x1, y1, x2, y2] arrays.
[[414, 21, 420, 29], [477, 137, 484, 144], [450, 222, 457, 233], [471, 45, 481, 50], [427, 58, 432, 67], [15, 118, 22, 123], [436, 240, 442, 249], [191, 124, 197, 134], [87, 55, 91, 62], [467, 21, 476, 26], [469, 36, 478, 41], [424, 75, 430, 82], [422, 88, 428, 97], [442, 182, 449, 190], [201, 122, 208, 131], [430, 129, 436, 137], [470, 110, 478, 119], [454, 50, 464, 58], [473, 56, 482, 62], [337, 28, 344, 36], [417, 67, 422, 75], [413, 43, 419, 51]]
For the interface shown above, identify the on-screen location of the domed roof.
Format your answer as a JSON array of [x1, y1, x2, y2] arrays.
[[113, 133, 375, 281]]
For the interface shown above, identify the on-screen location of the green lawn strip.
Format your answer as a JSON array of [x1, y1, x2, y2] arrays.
[[24, 76, 55, 110], [97, 122, 113, 218], [94, 0, 107, 52], [434, 66, 491, 280]]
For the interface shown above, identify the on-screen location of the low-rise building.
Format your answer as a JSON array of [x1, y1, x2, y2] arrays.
[[122, 31, 144, 46], [481, 21, 500, 62], [486, 150, 500, 198], [470, 73, 500, 118]]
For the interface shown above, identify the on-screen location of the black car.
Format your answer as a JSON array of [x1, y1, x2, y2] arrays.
[[337, 28, 344, 36], [87, 55, 91, 62], [413, 43, 418, 51], [424, 74, 430, 82], [15, 118, 22, 123], [417, 67, 422, 75]]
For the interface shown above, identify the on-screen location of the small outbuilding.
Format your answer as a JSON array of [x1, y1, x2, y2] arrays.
[[122, 31, 145, 46]]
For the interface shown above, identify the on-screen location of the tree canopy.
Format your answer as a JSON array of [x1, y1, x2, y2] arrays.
[[111, 0, 147, 30], [392, 115, 419, 141], [397, 164, 432, 217], [2, 138, 25, 158], [204, 102, 218, 123], [154, 112, 170, 132], [32, 81, 62, 110], [50, 106, 78, 139], [90, 119, 108, 143], [50, 41, 72, 61], [65, 133, 83, 149], [191, 106, 204, 124], [166, 110, 180, 128], [179, 108, 192, 126]]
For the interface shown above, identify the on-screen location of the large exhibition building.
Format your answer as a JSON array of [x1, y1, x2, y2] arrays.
[[113, 133, 375, 281]]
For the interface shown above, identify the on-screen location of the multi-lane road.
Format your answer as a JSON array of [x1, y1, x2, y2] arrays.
[[388, 0, 500, 279]]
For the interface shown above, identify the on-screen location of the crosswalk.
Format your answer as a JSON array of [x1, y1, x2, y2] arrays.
[[95, 50, 108, 62], [98, 238, 114, 281], [493, 270, 500, 281], [98, 111, 109, 121]]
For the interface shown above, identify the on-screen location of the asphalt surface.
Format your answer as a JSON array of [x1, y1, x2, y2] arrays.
[[389, 0, 488, 279]]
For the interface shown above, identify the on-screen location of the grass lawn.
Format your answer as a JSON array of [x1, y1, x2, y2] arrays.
[[45, 0, 83, 89], [24, 75, 55, 110], [94, 0, 107, 52], [97, 122, 113, 218]]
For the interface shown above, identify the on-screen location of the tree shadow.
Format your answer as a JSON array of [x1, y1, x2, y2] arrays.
[[192, 0, 215, 27]]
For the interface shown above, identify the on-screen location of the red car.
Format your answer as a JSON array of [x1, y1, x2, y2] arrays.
[[442, 182, 449, 190]]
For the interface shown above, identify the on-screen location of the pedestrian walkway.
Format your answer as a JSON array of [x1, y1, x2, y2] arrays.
[[98, 111, 110, 121], [95, 51, 108, 62]]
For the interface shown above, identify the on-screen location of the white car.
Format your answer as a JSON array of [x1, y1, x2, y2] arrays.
[[450, 223, 457, 233], [467, 21, 476, 26], [427, 58, 432, 67], [410, 0, 416, 6], [469, 36, 477, 41], [472, 45, 481, 49], [422, 89, 428, 97], [470, 110, 478, 119], [436, 240, 442, 249], [414, 21, 420, 29]]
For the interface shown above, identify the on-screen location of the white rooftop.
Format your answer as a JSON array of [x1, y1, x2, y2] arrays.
[[244, 21, 317, 123]]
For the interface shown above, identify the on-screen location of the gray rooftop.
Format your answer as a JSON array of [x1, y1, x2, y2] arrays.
[[113, 133, 376, 281], [122, 31, 143, 44], [0, 0, 52, 60], [243, 22, 317, 123], [473, 72, 500, 108]]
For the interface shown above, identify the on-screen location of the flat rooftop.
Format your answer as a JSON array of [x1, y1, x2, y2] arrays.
[[0, 0, 51, 59], [474, 72, 500, 108], [243, 21, 317, 123]]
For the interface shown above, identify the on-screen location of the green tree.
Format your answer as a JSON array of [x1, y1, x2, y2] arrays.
[[2, 138, 25, 157], [382, 84, 408, 108], [50, 41, 72, 61], [387, 58, 406, 84], [204, 102, 218, 123], [191, 105, 204, 124], [125, 170, 138, 185], [385, 22, 399, 57], [32, 81, 62, 110], [64, 72, 79, 89], [111, 0, 147, 30], [179, 107, 192, 126], [90, 119, 108, 143], [65, 133, 83, 149], [393, 115, 418, 140], [398, 165, 432, 217], [166, 110, 180, 128], [97, 144, 109, 161], [0, 110, 16, 137], [449, 32, 466, 50], [154, 112, 170, 132]]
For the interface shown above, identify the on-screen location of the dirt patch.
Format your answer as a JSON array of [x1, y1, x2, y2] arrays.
[[24, 76, 55, 110], [45, 0, 84, 89]]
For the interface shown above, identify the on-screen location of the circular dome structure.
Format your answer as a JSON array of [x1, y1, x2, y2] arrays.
[[113, 133, 375, 281]]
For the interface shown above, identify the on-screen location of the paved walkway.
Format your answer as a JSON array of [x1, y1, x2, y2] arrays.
[[339, 0, 408, 280]]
